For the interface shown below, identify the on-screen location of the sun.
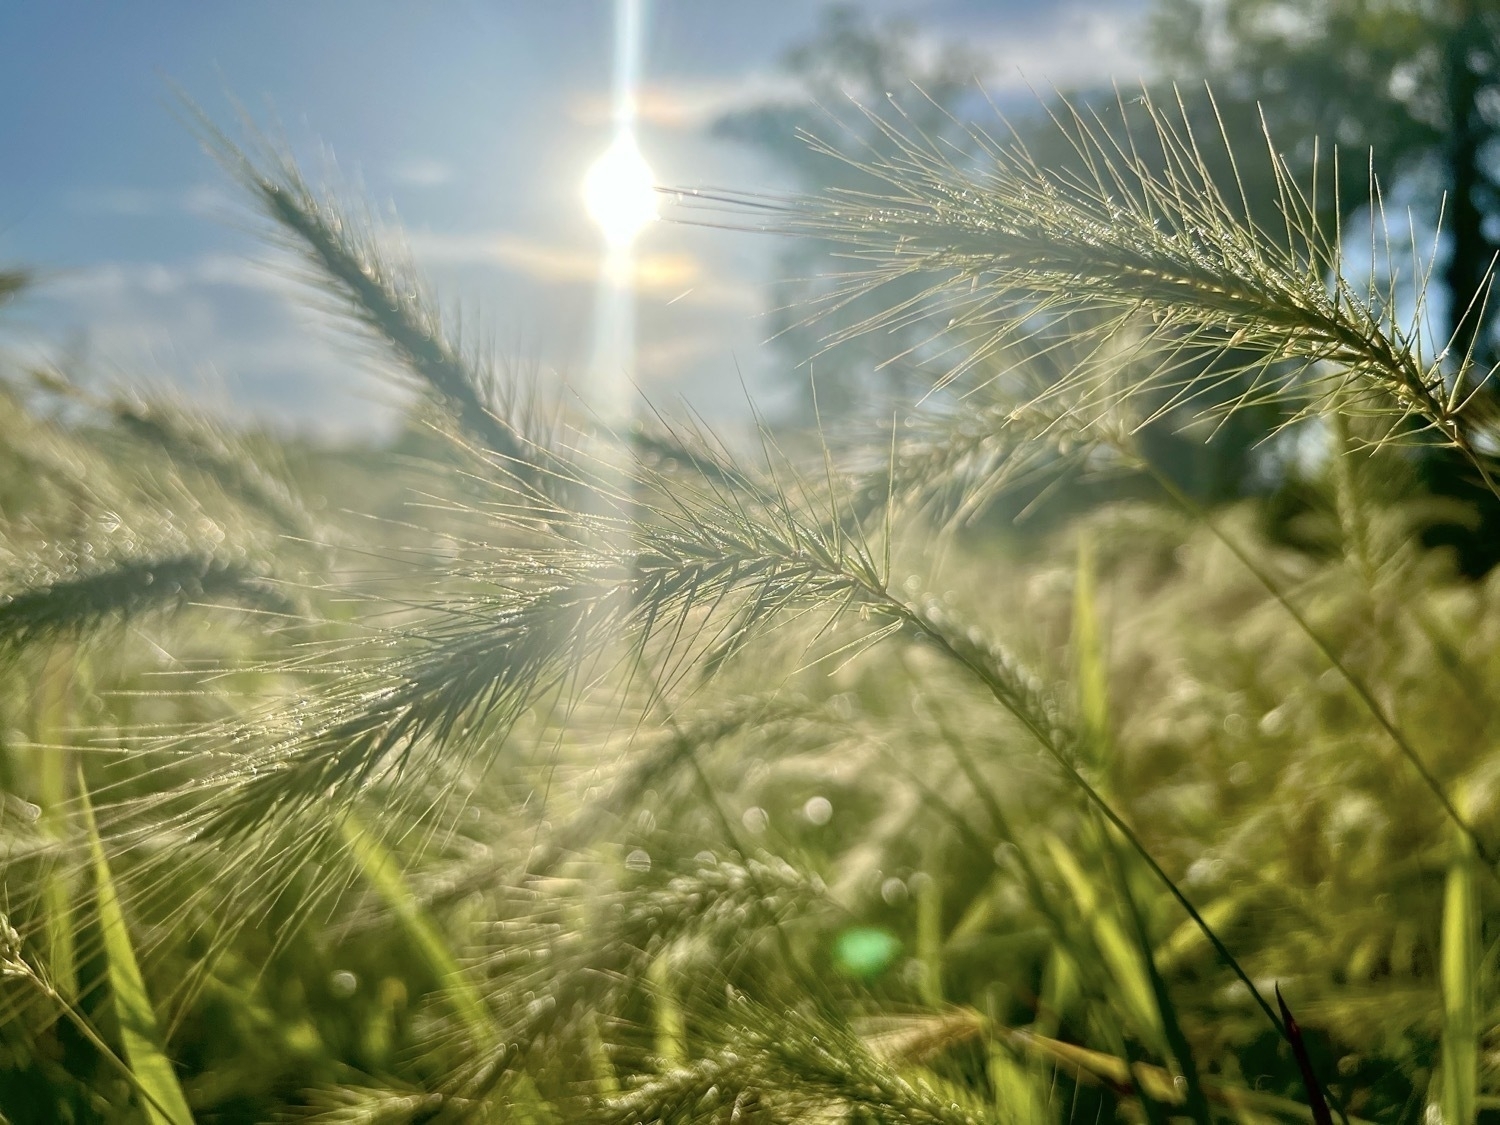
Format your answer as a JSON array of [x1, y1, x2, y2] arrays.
[[582, 131, 658, 247]]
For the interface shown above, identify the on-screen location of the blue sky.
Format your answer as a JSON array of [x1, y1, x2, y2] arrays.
[[0, 1, 1150, 437]]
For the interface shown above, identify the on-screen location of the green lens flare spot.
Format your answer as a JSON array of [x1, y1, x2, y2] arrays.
[[834, 927, 901, 979]]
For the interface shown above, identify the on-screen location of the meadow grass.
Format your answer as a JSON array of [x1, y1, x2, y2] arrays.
[[2, 89, 1500, 1124]]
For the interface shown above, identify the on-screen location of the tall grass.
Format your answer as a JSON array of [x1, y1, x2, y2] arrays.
[[2, 88, 1499, 1124]]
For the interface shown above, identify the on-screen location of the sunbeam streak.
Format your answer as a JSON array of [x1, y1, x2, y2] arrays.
[[584, 0, 655, 419]]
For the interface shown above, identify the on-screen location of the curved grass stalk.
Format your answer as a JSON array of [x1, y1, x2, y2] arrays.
[[188, 112, 562, 493], [1440, 785, 1480, 1125], [709, 84, 1500, 875], [682, 87, 1500, 487], [0, 555, 297, 654], [885, 590, 1289, 1039]]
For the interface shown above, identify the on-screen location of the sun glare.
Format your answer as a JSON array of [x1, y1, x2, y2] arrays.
[[583, 131, 658, 247]]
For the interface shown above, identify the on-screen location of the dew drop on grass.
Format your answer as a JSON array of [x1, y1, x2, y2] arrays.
[[1259, 706, 1289, 736], [881, 877, 908, 905], [802, 795, 833, 826], [329, 970, 358, 998], [741, 807, 769, 834], [625, 848, 651, 873]]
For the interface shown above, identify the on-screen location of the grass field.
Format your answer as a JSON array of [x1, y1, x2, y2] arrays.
[[3, 91, 1500, 1124]]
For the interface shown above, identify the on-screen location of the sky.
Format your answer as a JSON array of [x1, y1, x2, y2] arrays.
[[0, 0, 1152, 439]]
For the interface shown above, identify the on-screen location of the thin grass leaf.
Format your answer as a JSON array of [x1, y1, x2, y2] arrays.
[[339, 815, 499, 1051], [0, 912, 195, 1124], [645, 951, 687, 1066], [35, 649, 77, 1001], [1440, 785, 1479, 1125], [1072, 531, 1109, 770], [1275, 985, 1334, 1125], [1042, 834, 1163, 1054], [985, 1038, 1048, 1125], [1099, 828, 1213, 1125], [79, 774, 194, 1125], [914, 852, 944, 1007]]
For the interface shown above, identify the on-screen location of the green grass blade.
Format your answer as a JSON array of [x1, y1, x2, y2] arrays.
[[1037, 946, 1080, 1039], [79, 773, 194, 1125], [986, 1037, 1048, 1125], [338, 815, 498, 1051], [37, 650, 76, 1000], [915, 863, 944, 1007], [646, 950, 687, 1066], [586, 1012, 621, 1096], [1044, 833, 1163, 1053], [1102, 829, 1213, 1125], [1441, 785, 1479, 1125], [1072, 530, 1110, 772]]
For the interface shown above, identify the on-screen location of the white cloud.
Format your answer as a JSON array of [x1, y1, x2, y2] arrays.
[[571, 71, 808, 131], [406, 228, 758, 311], [64, 186, 165, 216], [978, 5, 1151, 92], [181, 183, 238, 219], [19, 214, 767, 433], [389, 157, 455, 188], [42, 256, 291, 301], [591, 6, 1152, 136], [636, 331, 725, 379], [64, 182, 240, 220], [18, 254, 393, 437]]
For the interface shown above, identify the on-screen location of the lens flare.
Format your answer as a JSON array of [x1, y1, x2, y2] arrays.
[[583, 131, 657, 247]]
